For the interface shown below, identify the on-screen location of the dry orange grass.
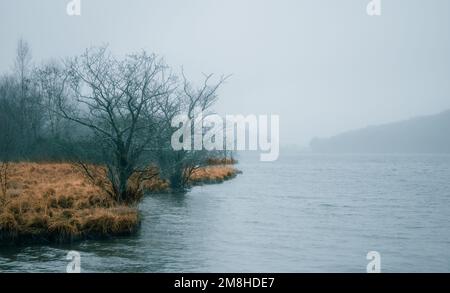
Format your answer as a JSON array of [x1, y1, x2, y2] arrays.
[[190, 165, 240, 185], [206, 157, 238, 165], [0, 163, 139, 244], [0, 162, 239, 244]]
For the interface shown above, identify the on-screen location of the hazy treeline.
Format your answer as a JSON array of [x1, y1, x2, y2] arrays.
[[0, 40, 69, 161], [0, 39, 229, 199]]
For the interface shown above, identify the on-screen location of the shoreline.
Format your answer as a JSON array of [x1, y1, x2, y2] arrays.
[[0, 162, 240, 245]]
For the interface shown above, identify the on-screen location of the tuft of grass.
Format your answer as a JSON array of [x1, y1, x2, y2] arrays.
[[0, 211, 19, 240], [82, 207, 140, 237], [190, 165, 241, 185]]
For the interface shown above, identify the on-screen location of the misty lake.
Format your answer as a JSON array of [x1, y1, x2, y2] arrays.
[[1, 152, 449, 272]]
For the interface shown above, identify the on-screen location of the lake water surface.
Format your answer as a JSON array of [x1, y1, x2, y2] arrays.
[[1, 153, 449, 272]]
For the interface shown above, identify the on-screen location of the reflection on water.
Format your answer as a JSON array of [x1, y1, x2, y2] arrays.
[[1, 153, 450, 272]]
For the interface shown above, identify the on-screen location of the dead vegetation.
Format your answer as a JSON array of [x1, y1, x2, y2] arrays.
[[0, 162, 240, 244], [0, 163, 139, 244], [190, 166, 241, 185]]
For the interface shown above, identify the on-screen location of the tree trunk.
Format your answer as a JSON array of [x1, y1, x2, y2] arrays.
[[169, 167, 185, 193]]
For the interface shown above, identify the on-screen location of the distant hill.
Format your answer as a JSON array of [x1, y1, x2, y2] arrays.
[[310, 110, 450, 153]]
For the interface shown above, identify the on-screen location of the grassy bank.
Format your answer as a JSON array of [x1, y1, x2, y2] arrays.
[[191, 166, 242, 185], [0, 162, 240, 244]]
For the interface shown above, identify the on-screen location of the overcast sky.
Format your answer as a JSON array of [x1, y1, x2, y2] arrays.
[[1, 0, 449, 146]]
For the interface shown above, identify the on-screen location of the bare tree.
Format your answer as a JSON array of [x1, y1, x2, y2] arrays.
[[35, 61, 70, 139], [11, 39, 44, 156], [153, 71, 228, 191], [15, 38, 32, 98], [58, 47, 175, 203]]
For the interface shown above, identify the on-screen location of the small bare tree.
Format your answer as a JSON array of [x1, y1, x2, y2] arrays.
[[15, 38, 32, 99], [34, 61, 69, 140], [153, 71, 228, 191], [58, 47, 174, 203], [12, 39, 44, 156]]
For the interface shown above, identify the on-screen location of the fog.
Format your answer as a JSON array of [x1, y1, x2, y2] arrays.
[[1, 0, 450, 146]]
